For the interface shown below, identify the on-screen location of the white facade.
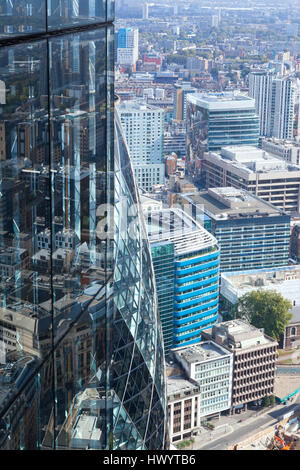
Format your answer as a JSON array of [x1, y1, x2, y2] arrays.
[[118, 100, 165, 192], [174, 342, 233, 419], [249, 71, 296, 139]]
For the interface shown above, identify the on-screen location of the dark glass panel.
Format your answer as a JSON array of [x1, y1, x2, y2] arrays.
[[0, 40, 50, 428], [47, 0, 106, 30]]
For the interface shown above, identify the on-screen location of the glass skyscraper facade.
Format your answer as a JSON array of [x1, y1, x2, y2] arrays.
[[0, 1, 167, 451], [186, 92, 259, 185]]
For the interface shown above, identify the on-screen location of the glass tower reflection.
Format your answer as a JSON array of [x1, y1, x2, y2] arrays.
[[0, 1, 166, 450]]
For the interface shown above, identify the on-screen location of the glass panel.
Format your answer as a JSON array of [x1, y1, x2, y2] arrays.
[[0, 0, 46, 38], [48, 27, 112, 450], [47, 0, 106, 30]]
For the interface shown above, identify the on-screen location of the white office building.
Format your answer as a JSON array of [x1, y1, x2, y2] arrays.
[[117, 100, 165, 192]]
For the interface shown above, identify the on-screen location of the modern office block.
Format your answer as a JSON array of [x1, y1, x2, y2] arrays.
[[118, 100, 165, 192], [0, 3, 167, 451], [186, 92, 259, 184], [202, 146, 300, 213], [147, 209, 220, 350], [249, 71, 296, 140], [181, 187, 291, 272]]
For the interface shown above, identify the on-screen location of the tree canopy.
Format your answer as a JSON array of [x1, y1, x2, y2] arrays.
[[231, 289, 293, 342]]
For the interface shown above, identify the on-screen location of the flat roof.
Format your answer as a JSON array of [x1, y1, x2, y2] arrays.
[[182, 187, 284, 221], [209, 146, 300, 174], [167, 376, 200, 397], [147, 208, 218, 255], [117, 99, 163, 113], [221, 266, 300, 307]]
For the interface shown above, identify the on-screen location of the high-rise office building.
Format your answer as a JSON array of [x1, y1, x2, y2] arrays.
[[116, 27, 139, 68], [147, 209, 220, 352], [0, 2, 167, 451], [186, 92, 259, 184], [249, 71, 296, 140], [118, 100, 165, 192]]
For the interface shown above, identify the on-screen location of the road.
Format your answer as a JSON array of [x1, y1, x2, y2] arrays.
[[191, 399, 300, 450]]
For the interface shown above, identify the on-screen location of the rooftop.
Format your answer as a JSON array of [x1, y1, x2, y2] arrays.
[[221, 266, 300, 309], [147, 208, 218, 256], [167, 376, 200, 398], [182, 187, 284, 221], [117, 99, 163, 113], [210, 319, 277, 349], [174, 341, 232, 365], [187, 92, 256, 111]]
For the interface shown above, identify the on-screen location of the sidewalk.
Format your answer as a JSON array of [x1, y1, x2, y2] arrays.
[[185, 400, 296, 450]]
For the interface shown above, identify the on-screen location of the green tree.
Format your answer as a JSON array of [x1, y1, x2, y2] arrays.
[[231, 289, 292, 341]]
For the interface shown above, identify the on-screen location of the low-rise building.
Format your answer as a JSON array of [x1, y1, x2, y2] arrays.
[[173, 341, 233, 418], [203, 320, 278, 413], [167, 376, 201, 443], [220, 265, 300, 350]]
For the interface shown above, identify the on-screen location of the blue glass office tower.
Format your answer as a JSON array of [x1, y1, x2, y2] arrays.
[[147, 209, 220, 351], [0, 1, 167, 451], [186, 92, 259, 185]]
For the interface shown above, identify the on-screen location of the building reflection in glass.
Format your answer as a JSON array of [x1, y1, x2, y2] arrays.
[[0, 1, 167, 450]]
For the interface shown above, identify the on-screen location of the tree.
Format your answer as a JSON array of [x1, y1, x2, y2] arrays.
[[231, 289, 292, 342]]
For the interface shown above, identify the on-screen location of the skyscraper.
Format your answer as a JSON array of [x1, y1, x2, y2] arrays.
[[249, 71, 296, 139], [118, 100, 165, 192], [0, 1, 167, 451]]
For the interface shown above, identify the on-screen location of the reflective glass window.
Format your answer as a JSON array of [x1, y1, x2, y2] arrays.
[[0, 0, 46, 38]]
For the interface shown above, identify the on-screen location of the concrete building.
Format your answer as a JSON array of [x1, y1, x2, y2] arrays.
[[117, 100, 165, 192], [186, 92, 259, 183], [147, 208, 220, 351], [203, 320, 278, 412], [249, 71, 296, 140], [181, 187, 291, 272], [173, 342, 233, 418], [202, 146, 300, 213], [261, 138, 300, 166]]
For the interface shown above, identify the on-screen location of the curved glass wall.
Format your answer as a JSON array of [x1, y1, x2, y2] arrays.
[[113, 112, 167, 450], [0, 1, 166, 451]]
